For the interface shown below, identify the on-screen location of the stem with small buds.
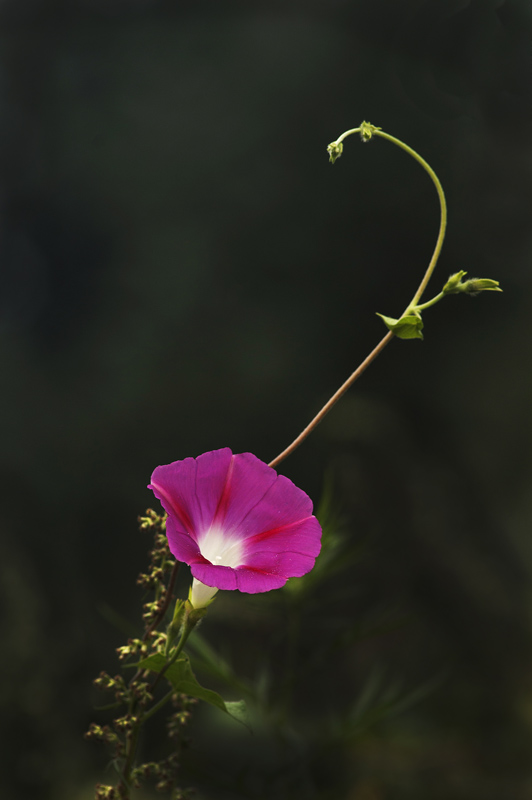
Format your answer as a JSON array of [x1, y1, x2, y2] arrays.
[[269, 121, 447, 469]]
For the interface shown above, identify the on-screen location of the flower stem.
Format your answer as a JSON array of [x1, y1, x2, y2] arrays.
[[141, 689, 174, 723], [150, 612, 197, 694], [268, 122, 447, 470], [415, 291, 445, 312], [373, 128, 447, 311], [268, 331, 393, 469]]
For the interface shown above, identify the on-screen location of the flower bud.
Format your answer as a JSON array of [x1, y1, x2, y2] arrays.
[[442, 270, 468, 294], [443, 270, 502, 295], [327, 141, 343, 163], [359, 120, 382, 141], [461, 278, 502, 295]]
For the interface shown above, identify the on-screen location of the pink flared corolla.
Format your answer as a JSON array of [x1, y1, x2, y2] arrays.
[[148, 448, 322, 603]]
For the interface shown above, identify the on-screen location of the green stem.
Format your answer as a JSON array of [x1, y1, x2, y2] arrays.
[[119, 722, 140, 799], [332, 124, 447, 312], [372, 129, 447, 311], [268, 331, 393, 469], [415, 291, 445, 312], [150, 611, 198, 694], [141, 689, 174, 723], [268, 122, 447, 470]]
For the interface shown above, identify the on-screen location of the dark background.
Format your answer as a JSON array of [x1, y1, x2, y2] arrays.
[[1, 1, 532, 798]]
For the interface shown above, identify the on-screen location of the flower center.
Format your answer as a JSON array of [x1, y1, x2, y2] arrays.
[[198, 526, 243, 568]]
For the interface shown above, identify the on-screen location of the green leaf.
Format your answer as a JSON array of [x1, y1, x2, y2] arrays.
[[137, 652, 249, 726], [376, 313, 424, 340], [188, 634, 255, 700], [223, 700, 248, 725]]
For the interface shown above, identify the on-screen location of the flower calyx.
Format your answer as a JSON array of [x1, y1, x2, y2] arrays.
[[165, 599, 186, 653], [165, 596, 209, 658], [184, 599, 210, 626]]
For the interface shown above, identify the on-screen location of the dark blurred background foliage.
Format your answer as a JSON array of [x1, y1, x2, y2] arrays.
[[1, 0, 532, 797]]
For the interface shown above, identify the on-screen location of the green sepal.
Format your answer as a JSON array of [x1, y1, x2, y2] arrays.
[[137, 652, 249, 727], [327, 141, 343, 164], [165, 599, 185, 653], [376, 312, 424, 340], [184, 598, 210, 625]]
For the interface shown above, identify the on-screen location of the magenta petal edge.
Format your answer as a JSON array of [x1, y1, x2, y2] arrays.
[[148, 447, 322, 595]]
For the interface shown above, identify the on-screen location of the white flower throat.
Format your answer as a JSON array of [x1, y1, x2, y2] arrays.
[[199, 526, 243, 568]]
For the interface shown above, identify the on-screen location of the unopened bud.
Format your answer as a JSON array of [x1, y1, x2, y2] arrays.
[[442, 270, 468, 294], [327, 141, 343, 164], [461, 277, 502, 295], [443, 270, 502, 296], [360, 120, 382, 141]]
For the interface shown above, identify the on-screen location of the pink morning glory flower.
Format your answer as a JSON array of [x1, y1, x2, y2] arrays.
[[148, 448, 322, 607]]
